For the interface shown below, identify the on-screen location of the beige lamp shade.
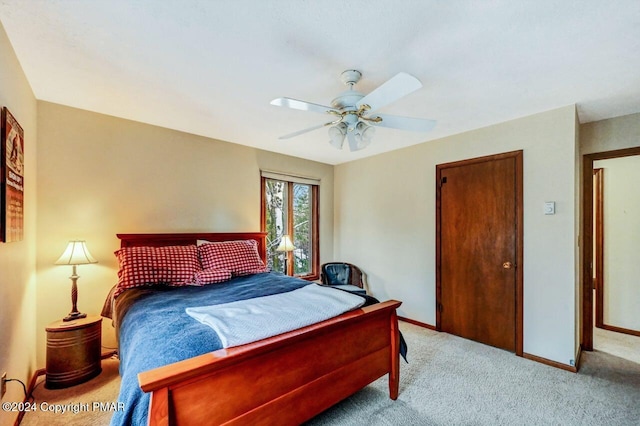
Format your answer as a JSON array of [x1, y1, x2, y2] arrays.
[[55, 240, 98, 265], [276, 235, 296, 252]]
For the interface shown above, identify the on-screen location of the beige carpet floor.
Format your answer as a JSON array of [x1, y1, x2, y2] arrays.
[[20, 354, 121, 426], [594, 326, 640, 364], [20, 323, 640, 425]]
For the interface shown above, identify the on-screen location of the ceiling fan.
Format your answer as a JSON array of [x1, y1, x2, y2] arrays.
[[271, 70, 436, 152]]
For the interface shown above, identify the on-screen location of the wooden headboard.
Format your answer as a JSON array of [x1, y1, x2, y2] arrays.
[[116, 232, 268, 263]]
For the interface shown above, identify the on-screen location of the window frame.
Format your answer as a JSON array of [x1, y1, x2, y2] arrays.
[[260, 176, 319, 281]]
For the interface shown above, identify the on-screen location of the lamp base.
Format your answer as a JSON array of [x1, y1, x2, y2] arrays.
[[63, 311, 87, 322]]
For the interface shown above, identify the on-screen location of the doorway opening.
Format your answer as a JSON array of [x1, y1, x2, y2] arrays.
[[582, 147, 640, 356]]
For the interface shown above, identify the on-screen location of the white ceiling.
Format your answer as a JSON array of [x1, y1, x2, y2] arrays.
[[1, 1, 639, 165]]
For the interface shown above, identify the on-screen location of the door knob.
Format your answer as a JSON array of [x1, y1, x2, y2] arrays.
[[503, 262, 513, 269]]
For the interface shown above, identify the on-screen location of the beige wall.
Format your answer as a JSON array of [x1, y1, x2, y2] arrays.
[[581, 112, 640, 155], [335, 105, 580, 366], [0, 22, 38, 424], [35, 102, 333, 366]]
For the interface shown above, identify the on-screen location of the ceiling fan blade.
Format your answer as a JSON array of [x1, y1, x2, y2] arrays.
[[271, 97, 338, 115], [373, 114, 437, 133], [356, 72, 422, 114], [278, 122, 332, 140]]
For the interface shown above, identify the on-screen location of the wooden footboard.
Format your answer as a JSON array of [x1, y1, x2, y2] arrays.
[[138, 299, 402, 426]]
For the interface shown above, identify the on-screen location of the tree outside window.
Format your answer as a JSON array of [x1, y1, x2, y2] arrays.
[[262, 177, 318, 279]]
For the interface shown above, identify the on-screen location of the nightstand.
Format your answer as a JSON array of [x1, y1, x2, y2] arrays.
[[45, 315, 102, 389]]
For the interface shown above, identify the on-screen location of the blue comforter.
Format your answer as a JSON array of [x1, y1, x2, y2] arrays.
[[110, 272, 309, 426]]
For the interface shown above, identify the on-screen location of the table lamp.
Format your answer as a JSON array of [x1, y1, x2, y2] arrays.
[[276, 234, 295, 275], [55, 240, 98, 321]]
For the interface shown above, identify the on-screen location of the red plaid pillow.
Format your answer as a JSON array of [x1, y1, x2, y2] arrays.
[[114, 245, 200, 297], [197, 240, 268, 276], [194, 268, 232, 285]]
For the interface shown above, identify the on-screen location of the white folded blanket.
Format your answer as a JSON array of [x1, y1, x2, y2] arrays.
[[185, 284, 365, 348]]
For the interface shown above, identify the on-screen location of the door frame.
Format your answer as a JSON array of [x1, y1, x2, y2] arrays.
[[435, 150, 524, 356], [581, 146, 640, 351], [593, 168, 604, 329]]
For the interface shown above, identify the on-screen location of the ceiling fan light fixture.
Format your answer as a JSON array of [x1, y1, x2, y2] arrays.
[[328, 122, 347, 149], [353, 121, 375, 150]]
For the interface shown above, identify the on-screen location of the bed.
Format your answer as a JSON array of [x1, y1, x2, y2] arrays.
[[106, 232, 402, 426]]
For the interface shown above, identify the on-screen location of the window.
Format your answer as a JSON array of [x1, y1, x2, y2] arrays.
[[261, 172, 319, 280]]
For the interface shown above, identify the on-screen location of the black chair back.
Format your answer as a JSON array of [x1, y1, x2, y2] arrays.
[[321, 262, 364, 289]]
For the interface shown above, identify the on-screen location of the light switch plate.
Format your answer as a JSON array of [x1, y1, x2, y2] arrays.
[[544, 201, 555, 215]]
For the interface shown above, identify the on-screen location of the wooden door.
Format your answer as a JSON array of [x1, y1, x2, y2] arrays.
[[437, 151, 522, 353]]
